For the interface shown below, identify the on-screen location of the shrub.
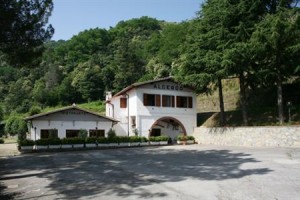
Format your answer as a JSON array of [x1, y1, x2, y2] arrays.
[[118, 136, 130, 143], [177, 135, 186, 141], [129, 136, 140, 143], [79, 129, 88, 139], [141, 137, 148, 142], [61, 138, 73, 144], [97, 137, 108, 144], [107, 136, 118, 143], [35, 139, 49, 145], [0, 138, 4, 144], [107, 129, 116, 138], [187, 136, 195, 140], [19, 139, 34, 146], [177, 135, 194, 141], [5, 116, 27, 136], [69, 137, 85, 144], [149, 136, 161, 142], [158, 135, 169, 141], [86, 137, 97, 144], [48, 138, 61, 145], [29, 106, 41, 116]]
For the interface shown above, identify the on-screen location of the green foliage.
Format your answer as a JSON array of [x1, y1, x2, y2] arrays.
[[177, 135, 194, 141], [61, 137, 85, 144], [129, 136, 140, 143], [117, 136, 129, 143], [0, 138, 4, 144], [18, 139, 34, 146], [5, 115, 27, 136], [0, 106, 3, 121], [29, 106, 42, 116], [35, 139, 49, 146], [140, 137, 148, 142], [86, 137, 98, 144], [0, 0, 54, 65], [149, 135, 169, 142], [107, 129, 116, 138], [78, 129, 88, 139], [97, 137, 108, 144], [48, 137, 61, 145]]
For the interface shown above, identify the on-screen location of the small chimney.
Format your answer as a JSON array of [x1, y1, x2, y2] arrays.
[[106, 91, 112, 101]]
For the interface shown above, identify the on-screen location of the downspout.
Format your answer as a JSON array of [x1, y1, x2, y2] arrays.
[[125, 93, 130, 137]]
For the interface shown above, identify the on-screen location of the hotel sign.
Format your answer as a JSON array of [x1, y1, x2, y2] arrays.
[[153, 83, 184, 91]]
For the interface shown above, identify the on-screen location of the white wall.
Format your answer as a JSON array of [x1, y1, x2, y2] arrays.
[[28, 109, 115, 140], [106, 80, 197, 138], [29, 120, 114, 140]]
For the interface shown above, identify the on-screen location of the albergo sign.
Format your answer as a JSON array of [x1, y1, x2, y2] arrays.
[[153, 83, 184, 91]]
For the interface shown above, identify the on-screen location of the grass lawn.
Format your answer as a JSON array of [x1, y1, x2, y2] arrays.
[[2, 137, 17, 144]]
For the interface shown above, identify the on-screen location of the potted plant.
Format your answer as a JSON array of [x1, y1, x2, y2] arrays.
[[48, 138, 61, 149], [149, 136, 160, 145], [19, 139, 34, 151], [158, 135, 169, 145], [61, 138, 73, 149], [35, 139, 48, 150], [118, 136, 130, 147], [85, 137, 97, 148], [97, 137, 109, 148], [70, 137, 85, 148], [129, 136, 140, 146], [177, 135, 188, 145], [107, 136, 118, 147], [186, 136, 195, 144], [140, 137, 149, 146]]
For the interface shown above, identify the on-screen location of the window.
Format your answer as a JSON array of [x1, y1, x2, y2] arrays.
[[143, 94, 161, 107], [162, 95, 175, 107], [131, 116, 136, 127], [89, 130, 105, 137], [66, 130, 80, 138], [40, 129, 58, 139], [120, 98, 127, 108], [176, 96, 193, 108]]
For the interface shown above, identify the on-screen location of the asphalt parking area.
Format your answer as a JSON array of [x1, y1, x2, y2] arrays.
[[0, 145, 299, 200]]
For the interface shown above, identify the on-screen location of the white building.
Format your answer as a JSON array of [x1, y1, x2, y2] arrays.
[[26, 106, 117, 140], [106, 77, 197, 139]]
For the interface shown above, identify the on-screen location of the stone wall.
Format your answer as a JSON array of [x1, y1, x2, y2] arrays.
[[193, 126, 300, 147]]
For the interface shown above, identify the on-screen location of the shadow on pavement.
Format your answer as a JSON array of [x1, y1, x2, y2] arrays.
[[0, 147, 272, 199]]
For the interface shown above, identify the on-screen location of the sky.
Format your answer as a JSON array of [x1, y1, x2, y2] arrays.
[[49, 0, 204, 41]]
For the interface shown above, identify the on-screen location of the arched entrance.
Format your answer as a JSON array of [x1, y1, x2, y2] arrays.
[[149, 117, 187, 139]]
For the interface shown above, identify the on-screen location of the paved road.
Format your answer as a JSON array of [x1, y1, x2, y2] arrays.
[[0, 145, 299, 200]]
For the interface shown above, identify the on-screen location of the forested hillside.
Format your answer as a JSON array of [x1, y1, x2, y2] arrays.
[[0, 17, 191, 116], [1, 0, 300, 136]]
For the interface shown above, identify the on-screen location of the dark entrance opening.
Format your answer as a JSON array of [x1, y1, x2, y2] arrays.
[[151, 128, 161, 136]]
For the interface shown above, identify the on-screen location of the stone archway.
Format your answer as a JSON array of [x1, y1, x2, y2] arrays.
[[149, 116, 187, 139]]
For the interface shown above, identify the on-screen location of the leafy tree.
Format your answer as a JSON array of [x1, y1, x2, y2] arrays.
[[0, 0, 54, 65], [71, 63, 105, 101], [5, 115, 27, 136], [249, 7, 300, 124], [4, 78, 33, 113]]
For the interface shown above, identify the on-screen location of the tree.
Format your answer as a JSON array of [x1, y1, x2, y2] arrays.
[[0, 0, 54, 65], [5, 115, 27, 136], [249, 7, 300, 124], [174, 0, 231, 125]]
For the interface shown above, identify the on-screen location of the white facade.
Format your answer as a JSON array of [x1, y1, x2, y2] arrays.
[[106, 78, 197, 139], [26, 106, 117, 140]]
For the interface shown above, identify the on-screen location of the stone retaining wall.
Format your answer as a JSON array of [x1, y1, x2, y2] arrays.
[[193, 126, 300, 147]]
